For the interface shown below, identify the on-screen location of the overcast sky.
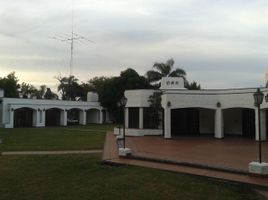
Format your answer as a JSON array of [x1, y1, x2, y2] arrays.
[[1, 0, 268, 90]]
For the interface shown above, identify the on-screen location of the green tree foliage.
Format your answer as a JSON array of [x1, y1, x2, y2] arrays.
[[56, 75, 83, 100], [20, 82, 37, 98], [146, 58, 201, 90], [0, 72, 20, 98], [35, 85, 47, 99], [147, 91, 163, 128], [44, 88, 58, 100], [146, 58, 186, 83], [185, 81, 201, 90], [87, 68, 153, 122]]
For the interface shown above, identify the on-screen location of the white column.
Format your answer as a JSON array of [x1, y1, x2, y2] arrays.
[[41, 110, 46, 126], [255, 108, 260, 141], [36, 109, 45, 127], [99, 110, 103, 124], [260, 109, 267, 141], [32, 110, 39, 127], [164, 108, 171, 138], [6, 109, 14, 128], [125, 108, 129, 128], [60, 110, 67, 126], [139, 107, 143, 129], [214, 108, 224, 139], [79, 110, 86, 125]]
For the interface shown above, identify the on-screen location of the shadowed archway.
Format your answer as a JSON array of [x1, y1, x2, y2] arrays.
[[67, 108, 80, 125], [14, 107, 34, 128], [171, 108, 215, 137], [87, 109, 100, 124], [223, 108, 255, 138], [45, 108, 61, 126]]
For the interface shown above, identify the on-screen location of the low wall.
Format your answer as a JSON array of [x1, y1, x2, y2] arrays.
[[114, 127, 163, 136]]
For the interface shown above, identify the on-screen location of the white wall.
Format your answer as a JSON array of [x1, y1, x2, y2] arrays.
[[0, 97, 102, 128], [161, 88, 262, 111], [125, 89, 157, 107], [124, 86, 268, 140], [114, 127, 163, 136]]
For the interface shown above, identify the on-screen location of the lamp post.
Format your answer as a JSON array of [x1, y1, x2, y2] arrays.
[[253, 88, 264, 163], [116, 101, 122, 137], [117, 96, 127, 149], [120, 96, 127, 148]]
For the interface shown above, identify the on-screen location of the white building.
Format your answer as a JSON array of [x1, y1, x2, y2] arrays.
[[123, 77, 268, 141], [0, 90, 108, 128]]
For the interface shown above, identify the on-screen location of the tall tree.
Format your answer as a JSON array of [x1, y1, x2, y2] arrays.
[[44, 88, 58, 99], [147, 91, 163, 128], [0, 72, 20, 98], [56, 75, 83, 100], [36, 85, 47, 99], [86, 68, 153, 122], [146, 58, 186, 83], [20, 82, 37, 98]]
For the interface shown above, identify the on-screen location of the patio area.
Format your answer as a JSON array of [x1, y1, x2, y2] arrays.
[[125, 136, 268, 172], [102, 132, 268, 188]]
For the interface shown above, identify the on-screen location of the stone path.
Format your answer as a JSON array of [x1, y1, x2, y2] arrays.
[[1, 149, 102, 155]]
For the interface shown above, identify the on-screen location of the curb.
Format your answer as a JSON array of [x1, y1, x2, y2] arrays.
[[1, 150, 103, 155], [127, 154, 248, 175]]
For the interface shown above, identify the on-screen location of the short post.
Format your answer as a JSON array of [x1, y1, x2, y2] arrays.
[[118, 96, 132, 157], [123, 106, 126, 148], [249, 88, 268, 175]]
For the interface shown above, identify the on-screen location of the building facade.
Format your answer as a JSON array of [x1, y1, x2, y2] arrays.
[[0, 91, 107, 128], [123, 77, 268, 141]]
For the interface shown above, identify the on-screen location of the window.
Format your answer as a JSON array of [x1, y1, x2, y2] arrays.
[[128, 108, 139, 128]]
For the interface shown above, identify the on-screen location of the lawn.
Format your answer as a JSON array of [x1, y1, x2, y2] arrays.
[[0, 154, 264, 200], [0, 124, 115, 151]]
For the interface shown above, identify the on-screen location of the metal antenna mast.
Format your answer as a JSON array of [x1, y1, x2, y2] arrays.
[[50, 0, 95, 76], [70, 0, 74, 76]]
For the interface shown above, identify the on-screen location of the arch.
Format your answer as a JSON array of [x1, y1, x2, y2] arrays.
[[45, 108, 61, 126], [66, 107, 83, 111], [222, 106, 254, 110], [67, 108, 80, 125], [86, 108, 100, 124], [14, 107, 34, 128], [170, 105, 216, 111], [171, 107, 215, 137], [44, 106, 64, 111], [222, 107, 255, 138]]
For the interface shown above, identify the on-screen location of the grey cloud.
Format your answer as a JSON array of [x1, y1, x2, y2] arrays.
[[0, 0, 268, 88]]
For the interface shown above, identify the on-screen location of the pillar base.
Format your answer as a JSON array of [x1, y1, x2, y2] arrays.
[[248, 161, 268, 175], [118, 148, 132, 157]]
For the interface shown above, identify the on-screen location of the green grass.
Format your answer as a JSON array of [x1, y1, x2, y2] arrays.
[[0, 124, 115, 151], [0, 154, 264, 200]]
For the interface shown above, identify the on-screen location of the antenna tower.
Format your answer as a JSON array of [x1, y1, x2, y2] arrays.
[[51, 0, 94, 76]]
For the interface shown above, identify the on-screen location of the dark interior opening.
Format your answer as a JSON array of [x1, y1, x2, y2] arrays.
[[171, 108, 199, 136], [128, 107, 139, 128], [46, 108, 61, 126], [14, 108, 33, 128]]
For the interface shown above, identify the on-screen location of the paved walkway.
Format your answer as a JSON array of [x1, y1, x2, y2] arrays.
[[1, 149, 102, 155], [102, 132, 268, 189]]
